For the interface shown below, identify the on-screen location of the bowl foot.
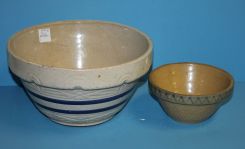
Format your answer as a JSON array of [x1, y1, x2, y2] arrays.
[[160, 100, 218, 123], [51, 116, 113, 126]]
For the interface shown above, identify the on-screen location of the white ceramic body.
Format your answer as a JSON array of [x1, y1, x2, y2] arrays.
[[23, 81, 136, 126], [8, 20, 152, 126]]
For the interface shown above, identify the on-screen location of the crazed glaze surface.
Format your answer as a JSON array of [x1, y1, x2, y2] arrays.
[[149, 62, 234, 123], [8, 20, 152, 126]]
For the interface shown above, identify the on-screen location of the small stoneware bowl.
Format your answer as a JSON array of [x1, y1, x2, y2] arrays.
[[149, 62, 234, 123], [8, 20, 152, 126]]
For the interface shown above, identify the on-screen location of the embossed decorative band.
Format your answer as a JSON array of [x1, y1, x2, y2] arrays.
[[149, 83, 233, 105], [34, 99, 128, 114], [26, 87, 134, 105]]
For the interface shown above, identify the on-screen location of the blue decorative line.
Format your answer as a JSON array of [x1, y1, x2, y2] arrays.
[[34, 99, 128, 114], [27, 87, 134, 105]]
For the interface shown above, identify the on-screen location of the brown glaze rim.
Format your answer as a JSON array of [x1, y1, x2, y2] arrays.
[[148, 62, 234, 105]]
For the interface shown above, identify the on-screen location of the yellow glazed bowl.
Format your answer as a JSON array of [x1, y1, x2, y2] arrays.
[[149, 62, 234, 123], [8, 20, 152, 126]]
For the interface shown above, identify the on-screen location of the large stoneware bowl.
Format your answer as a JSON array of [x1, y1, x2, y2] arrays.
[[149, 63, 233, 123], [8, 21, 152, 126]]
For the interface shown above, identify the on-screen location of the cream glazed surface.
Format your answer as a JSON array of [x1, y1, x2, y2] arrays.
[[8, 20, 152, 126]]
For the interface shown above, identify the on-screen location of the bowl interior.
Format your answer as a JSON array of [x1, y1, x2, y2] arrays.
[[149, 63, 233, 96], [9, 21, 150, 69]]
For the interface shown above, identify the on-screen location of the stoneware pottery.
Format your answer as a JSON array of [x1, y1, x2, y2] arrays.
[[8, 20, 152, 126], [149, 62, 234, 123]]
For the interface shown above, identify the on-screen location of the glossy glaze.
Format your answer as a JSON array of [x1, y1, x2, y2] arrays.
[[149, 63, 234, 123], [9, 21, 149, 69], [149, 63, 233, 96], [8, 21, 152, 90], [23, 80, 136, 126], [8, 21, 152, 126]]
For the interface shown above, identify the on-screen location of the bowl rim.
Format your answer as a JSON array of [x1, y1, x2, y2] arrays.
[[8, 20, 153, 89], [149, 62, 234, 97], [8, 20, 152, 71]]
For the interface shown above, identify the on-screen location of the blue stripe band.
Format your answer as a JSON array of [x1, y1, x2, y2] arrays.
[[27, 87, 134, 105], [34, 99, 128, 114]]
